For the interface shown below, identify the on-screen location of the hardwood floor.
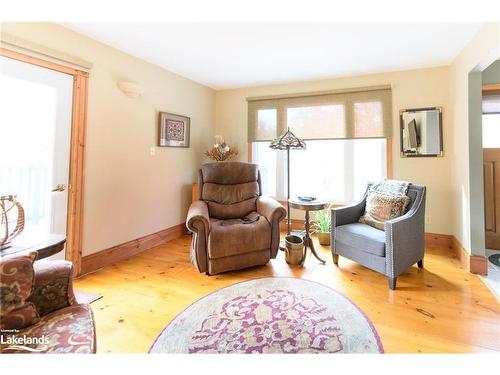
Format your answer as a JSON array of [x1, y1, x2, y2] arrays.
[[74, 235, 500, 353]]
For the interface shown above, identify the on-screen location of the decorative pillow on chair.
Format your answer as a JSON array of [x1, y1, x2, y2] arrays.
[[0, 252, 40, 330], [359, 190, 410, 231]]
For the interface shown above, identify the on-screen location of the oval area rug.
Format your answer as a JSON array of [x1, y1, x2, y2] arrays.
[[149, 277, 383, 353]]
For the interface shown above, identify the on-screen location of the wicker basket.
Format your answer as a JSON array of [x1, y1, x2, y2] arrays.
[[285, 235, 305, 265], [0, 195, 25, 250]]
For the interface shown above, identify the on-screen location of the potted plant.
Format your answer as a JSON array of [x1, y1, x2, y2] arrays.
[[313, 209, 331, 246]]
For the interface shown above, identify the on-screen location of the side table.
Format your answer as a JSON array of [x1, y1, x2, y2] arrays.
[[288, 199, 327, 264], [0, 234, 66, 260]]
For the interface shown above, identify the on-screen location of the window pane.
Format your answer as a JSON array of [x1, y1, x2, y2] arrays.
[[352, 138, 387, 200], [289, 140, 344, 202], [287, 105, 345, 139], [252, 139, 386, 204], [354, 101, 383, 137], [290, 139, 385, 204], [252, 141, 277, 197], [483, 114, 500, 148], [256, 109, 277, 140], [0, 75, 56, 237]]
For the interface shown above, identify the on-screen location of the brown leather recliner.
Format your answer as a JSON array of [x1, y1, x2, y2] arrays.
[[186, 162, 286, 275]]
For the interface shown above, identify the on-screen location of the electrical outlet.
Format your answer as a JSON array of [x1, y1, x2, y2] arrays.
[[150, 146, 156, 156], [425, 215, 431, 225]]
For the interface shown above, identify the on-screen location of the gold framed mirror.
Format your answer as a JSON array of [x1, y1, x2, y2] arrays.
[[400, 107, 443, 157]]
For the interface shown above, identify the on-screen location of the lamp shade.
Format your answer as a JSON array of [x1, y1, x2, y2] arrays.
[[269, 128, 306, 150]]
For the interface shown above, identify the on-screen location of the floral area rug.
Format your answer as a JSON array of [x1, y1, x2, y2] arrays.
[[149, 277, 383, 354]]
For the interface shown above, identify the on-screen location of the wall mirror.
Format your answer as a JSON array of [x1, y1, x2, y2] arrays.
[[400, 107, 443, 157]]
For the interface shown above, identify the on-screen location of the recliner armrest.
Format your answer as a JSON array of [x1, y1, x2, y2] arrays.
[[256, 196, 286, 225], [186, 200, 210, 234]]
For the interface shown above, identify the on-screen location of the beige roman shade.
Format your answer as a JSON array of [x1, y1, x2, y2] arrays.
[[248, 86, 392, 142]]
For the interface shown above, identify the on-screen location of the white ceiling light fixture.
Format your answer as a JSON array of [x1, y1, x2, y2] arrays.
[[117, 81, 143, 98]]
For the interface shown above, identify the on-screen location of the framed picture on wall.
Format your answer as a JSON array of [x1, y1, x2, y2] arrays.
[[158, 111, 190, 148]]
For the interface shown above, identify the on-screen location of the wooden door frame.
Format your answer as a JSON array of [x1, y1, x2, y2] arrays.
[[1, 48, 88, 275]]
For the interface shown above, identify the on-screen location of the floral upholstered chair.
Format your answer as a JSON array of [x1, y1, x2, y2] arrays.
[[0, 252, 96, 353]]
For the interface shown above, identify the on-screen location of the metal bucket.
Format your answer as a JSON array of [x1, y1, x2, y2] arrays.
[[285, 235, 305, 265]]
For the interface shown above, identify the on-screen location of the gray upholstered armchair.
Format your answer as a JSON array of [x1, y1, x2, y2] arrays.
[[186, 162, 286, 275], [331, 183, 426, 290]]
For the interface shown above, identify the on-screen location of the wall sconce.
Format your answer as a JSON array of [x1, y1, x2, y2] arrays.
[[117, 81, 143, 98]]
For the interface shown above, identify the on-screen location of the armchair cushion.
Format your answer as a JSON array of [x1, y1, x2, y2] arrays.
[[201, 162, 259, 185], [336, 223, 386, 257], [206, 198, 258, 220], [208, 214, 271, 259], [0, 252, 40, 330], [1, 304, 95, 354], [202, 181, 259, 205], [359, 190, 410, 231]]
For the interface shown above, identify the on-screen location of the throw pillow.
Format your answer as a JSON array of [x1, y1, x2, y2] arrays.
[[359, 190, 410, 231], [0, 252, 40, 330]]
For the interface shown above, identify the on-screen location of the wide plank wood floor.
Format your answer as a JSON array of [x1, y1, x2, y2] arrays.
[[74, 235, 500, 353]]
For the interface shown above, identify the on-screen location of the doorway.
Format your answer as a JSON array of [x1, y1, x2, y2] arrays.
[[481, 60, 500, 297], [0, 56, 73, 259], [0, 48, 88, 274]]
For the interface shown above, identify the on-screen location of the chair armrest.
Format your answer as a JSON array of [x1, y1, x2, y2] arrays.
[[257, 196, 286, 225], [257, 196, 286, 259], [385, 187, 426, 277], [186, 200, 210, 273], [331, 189, 368, 254], [186, 200, 210, 234], [331, 199, 366, 228], [28, 260, 76, 317]]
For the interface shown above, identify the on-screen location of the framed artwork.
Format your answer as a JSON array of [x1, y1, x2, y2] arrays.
[[158, 111, 190, 148]]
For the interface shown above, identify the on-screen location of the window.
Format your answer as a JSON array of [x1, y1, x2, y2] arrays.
[[253, 138, 386, 204], [257, 109, 277, 141], [248, 86, 391, 204], [288, 104, 345, 139], [354, 101, 383, 137]]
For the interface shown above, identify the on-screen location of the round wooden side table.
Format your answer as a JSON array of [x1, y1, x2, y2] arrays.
[[288, 199, 328, 264], [0, 233, 66, 260]]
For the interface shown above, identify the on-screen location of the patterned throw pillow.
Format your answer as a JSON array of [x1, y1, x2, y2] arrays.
[[0, 252, 40, 330], [359, 190, 410, 231]]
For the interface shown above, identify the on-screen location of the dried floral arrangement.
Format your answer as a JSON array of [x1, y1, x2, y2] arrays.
[[205, 135, 238, 161]]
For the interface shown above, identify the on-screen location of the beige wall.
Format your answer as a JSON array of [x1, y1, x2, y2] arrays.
[[216, 67, 452, 234], [1, 22, 216, 255], [449, 23, 500, 255]]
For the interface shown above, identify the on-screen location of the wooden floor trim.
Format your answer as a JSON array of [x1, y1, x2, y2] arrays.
[[450, 236, 488, 275], [80, 221, 487, 276], [80, 223, 186, 275]]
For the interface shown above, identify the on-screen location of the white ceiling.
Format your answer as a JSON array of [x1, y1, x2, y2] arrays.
[[63, 23, 482, 90]]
